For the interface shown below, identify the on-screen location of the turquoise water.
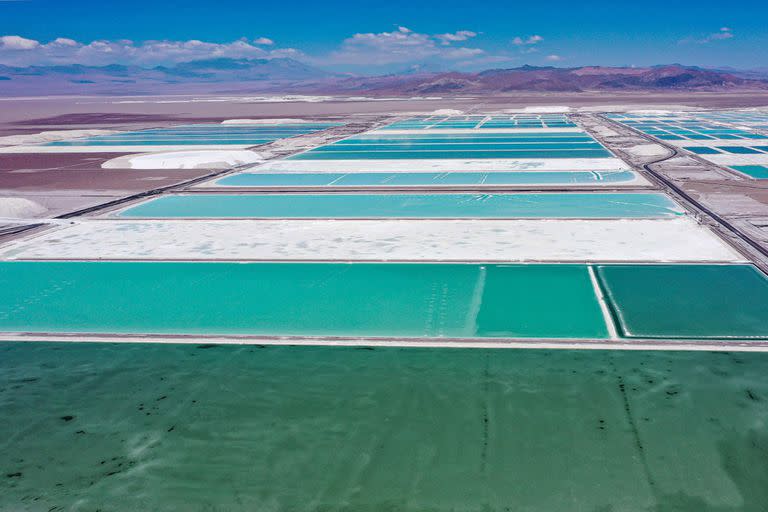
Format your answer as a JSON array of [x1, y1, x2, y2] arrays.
[[684, 146, 722, 155], [118, 192, 682, 219], [378, 115, 575, 131], [47, 139, 278, 146], [290, 149, 612, 160], [310, 143, 603, 151], [2, 343, 768, 511], [732, 165, 768, 179], [0, 262, 608, 339], [360, 133, 593, 141], [612, 115, 767, 143], [214, 170, 639, 188], [599, 264, 768, 339], [5, 262, 768, 341], [293, 130, 612, 160], [44, 123, 339, 147], [342, 133, 594, 147], [717, 147, 762, 154]]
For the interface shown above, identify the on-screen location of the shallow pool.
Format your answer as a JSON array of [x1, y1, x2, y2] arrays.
[[598, 264, 768, 339], [118, 192, 682, 219], [732, 165, 768, 179], [44, 123, 339, 147], [0, 262, 608, 339], [290, 149, 612, 160]]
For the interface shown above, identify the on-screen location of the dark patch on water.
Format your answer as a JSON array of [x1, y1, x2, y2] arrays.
[[196, 344, 220, 349], [6, 472, 22, 478], [746, 389, 761, 402], [611, 357, 658, 496], [14, 377, 39, 384], [59, 415, 74, 422], [480, 354, 490, 473]]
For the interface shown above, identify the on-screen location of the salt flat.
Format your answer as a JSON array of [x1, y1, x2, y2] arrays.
[[253, 157, 631, 173], [0, 218, 741, 262]]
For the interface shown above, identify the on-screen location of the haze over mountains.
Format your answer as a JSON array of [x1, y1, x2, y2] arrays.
[[1, 58, 767, 96]]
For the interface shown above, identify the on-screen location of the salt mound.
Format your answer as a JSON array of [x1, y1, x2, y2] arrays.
[[522, 106, 572, 113], [102, 150, 263, 170], [222, 118, 310, 125], [628, 144, 669, 157], [628, 109, 674, 115], [0, 197, 47, 218], [431, 109, 464, 116]]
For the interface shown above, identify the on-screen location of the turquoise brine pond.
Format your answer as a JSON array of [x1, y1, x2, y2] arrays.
[[289, 149, 611, 160], [732, 165, 768, 179], [0, 262, 609, 339], [118, 192, 682, 219], [2, 343, 768, 511], [599, 264, 768, 339], [44, 123, 339, 147]]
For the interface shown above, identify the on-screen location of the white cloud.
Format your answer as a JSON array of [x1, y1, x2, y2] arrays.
[[435, 30, 477, 45], [444, 47, 484, 58], [50, 38, 79, 47], [708, 27, 734, 41], [0, 28, 497, 73], [0, 35, 290, 66], [680, 27, 735, 44], [317, 26, 485, 67], [513, 35, 543, 46], [545, 54, 563, 62], [0, 35, 40, 50], [268, 47, 306, 59]]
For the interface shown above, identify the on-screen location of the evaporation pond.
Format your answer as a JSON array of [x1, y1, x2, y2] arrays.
[[598, 264, 768, 339], [214, 170, 639, 188], [118, 192, 682, 218], [0, 262, 608, 339], [3, 344, 768, 511]]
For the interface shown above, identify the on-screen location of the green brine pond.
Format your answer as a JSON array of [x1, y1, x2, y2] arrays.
[[1, 343, 768, 511]]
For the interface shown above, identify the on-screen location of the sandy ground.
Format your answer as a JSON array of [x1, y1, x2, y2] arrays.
[[0, 153, 213, 217], [2, 92, 768, 125]]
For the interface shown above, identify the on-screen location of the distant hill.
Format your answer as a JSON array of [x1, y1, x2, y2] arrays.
[[0, 61, 765, 96], [315, 65, 768, 95], [0, 58, 336, 95]]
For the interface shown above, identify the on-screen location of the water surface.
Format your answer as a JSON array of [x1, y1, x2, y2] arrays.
[[118, 193, 682, 219], [2, 343, 768, 511]]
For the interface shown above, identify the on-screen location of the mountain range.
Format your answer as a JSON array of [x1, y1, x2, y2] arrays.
[[1, 59, 766, 96]]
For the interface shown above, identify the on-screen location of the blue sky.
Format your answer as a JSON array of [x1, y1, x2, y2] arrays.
[[0, 0, 766, 72]]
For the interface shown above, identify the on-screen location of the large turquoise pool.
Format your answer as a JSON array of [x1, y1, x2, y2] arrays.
[[214, 170, 640, 188], [118, 192, 682, 219]]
